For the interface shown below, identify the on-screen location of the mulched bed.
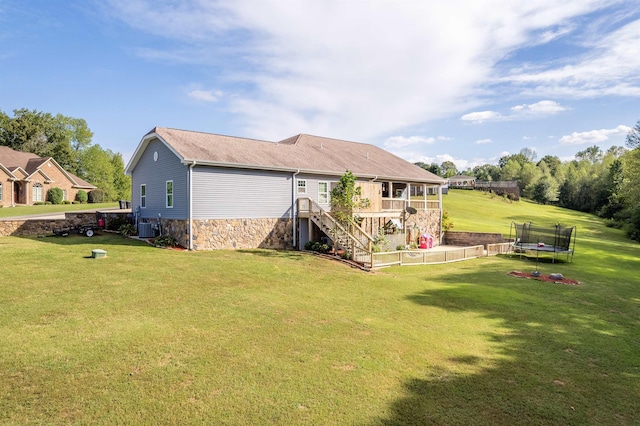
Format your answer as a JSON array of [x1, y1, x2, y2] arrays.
[[508, 270, 580, 286]]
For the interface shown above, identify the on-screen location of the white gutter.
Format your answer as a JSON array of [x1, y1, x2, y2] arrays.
[[292, 169, 300, 249], [179, 159, 444, 185], [188, 161, 196, 250]]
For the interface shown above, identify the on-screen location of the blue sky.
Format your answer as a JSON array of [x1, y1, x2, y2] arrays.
[[1, 0, 639, 170]]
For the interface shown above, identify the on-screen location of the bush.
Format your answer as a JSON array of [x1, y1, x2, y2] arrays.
[[76, 190, 88, 204], [107, 216, 132, 231], [304, 240, 333, 254], [88, 189, 104, 203], [46, 187, 64, 205], [153, 234, 177, 247], [118, 223, 137, 237], [63, 200, 71, 204]]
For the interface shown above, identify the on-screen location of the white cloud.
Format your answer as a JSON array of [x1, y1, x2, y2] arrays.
[[104, 0, 618, 141], [461, 111, 503, 123], [510, 100, 567, 115], [384, 135, 436, 149], [476, 138, 492, 144], [462, 100, 567, 123], [504, 19, 640, 98], [559, 125, 631, 145], [187, 89, 223, 102]]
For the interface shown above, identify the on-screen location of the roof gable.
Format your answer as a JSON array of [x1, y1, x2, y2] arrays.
[[0, 146, 95, 188], [126, 127, 445, 184]]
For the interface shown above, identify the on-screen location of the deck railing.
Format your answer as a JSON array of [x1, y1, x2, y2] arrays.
[[382, 198, 440, 211], [301, 198, 374, 267], [372, 245, 484, 268]]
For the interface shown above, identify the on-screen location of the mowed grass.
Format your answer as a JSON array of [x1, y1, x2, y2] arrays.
[[0, 202, 118, 218], [1, 191, 639, 425]]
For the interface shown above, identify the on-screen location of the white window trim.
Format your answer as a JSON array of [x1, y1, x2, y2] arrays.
[[32, 183, 43, 203], [297, 179, 307, 194], [140, 184, 146, 209], [166, 180, 173, 208], [318, 181, 329, 205], [0, 182, 2, 202]]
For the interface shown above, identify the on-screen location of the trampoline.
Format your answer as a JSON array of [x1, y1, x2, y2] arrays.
[[510, 222, 576, 267]]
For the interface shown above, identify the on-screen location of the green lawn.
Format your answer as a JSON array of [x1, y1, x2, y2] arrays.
[[0, 202, 119, 218], [1, 191, 638, 425]]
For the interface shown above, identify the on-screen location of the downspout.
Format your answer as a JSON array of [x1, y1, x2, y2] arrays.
[[292, 169, 300, 249], [188, 161, 196, 250], [439, 184, 444, 244]]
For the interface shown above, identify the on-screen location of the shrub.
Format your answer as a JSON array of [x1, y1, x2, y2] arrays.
[[33, 202, 45, 206], [46, 187, 64, 205], [63, 200, 71, 204], [107, 216, 132, 231], [153, 234, 177, 247], [118, 223, 137, 237], [76, 190, 88, 204], [88, 189, 104, 203]]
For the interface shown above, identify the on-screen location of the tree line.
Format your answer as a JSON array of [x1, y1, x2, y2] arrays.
[[0, 108, 131, 201], [416, 120, 640, 240]]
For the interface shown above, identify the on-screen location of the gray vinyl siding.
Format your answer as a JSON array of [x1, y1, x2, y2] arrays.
[[131, 139, 188, 219], [192, 167, 292, 219]]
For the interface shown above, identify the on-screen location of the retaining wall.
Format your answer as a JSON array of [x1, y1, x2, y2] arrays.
[[444, 231, 508, 249]]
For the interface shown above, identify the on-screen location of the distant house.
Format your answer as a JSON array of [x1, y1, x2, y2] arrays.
[[0, 146, 96, 206], [125, 127, 446, 262], [447, 175, 476, 188]]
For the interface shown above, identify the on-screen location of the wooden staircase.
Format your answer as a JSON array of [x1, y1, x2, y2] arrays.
[[307, 199, 373, 268]]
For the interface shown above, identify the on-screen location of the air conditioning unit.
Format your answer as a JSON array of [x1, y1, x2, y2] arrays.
[[138, 222, 154, 238]]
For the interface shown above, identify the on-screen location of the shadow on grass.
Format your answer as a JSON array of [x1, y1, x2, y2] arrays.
[[372, 265, 640, 425], [236, 249, 306, 261], [21, 233, 152, 248]]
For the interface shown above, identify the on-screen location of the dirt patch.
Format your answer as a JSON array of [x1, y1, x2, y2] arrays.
[[508, 270, 580, 286]]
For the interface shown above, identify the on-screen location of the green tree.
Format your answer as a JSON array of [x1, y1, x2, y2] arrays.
[[620, 148, 640, 239], [531, 176, 558, 205], [0, 108, 93, 175], [111, 152, 131, 200], [471, 164, 500, 181], [440, 161, 458, 178], [626, 120, 640, 149], [575, 145, 603, 164], [79, 145, 116, 201], [330, 170, 369, 227], [537, 155, 561, 177]]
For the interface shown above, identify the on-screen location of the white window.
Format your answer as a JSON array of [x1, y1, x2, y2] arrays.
[[166, 180, 173, 208], [32, 183, 43, 202], [0, 182, 2, 201], [140, 184, 146, 208], [62, 189, 67, 201], [318, 181, 329, 204], [297, 179, 307, 194]]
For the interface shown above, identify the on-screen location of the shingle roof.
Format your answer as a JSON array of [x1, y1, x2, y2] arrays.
[[0, 146, 96, 188], [127, 127, 445, 184]]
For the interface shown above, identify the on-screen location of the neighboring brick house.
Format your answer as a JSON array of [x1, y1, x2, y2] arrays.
[[0, 146, 96, 206]]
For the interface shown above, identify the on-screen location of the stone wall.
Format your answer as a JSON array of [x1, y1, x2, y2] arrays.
[[191, 218, 293, 250], [406, 210, 442, 245], [0, 212, 98, 237], [444, 231, 508, 249]]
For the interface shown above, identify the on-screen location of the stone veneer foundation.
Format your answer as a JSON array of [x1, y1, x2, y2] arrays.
[[405, 209, 442, 243], [186, 218, 293, 250]]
